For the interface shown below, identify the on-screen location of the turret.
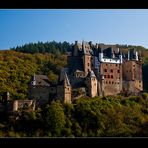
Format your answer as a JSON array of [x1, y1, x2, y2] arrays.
[[135, 51, 138, 61], [31, 74, 36, 86], [86, 70, 98, 97], [119, 49, 123, 63], [128, 50, 130, 61], [99, 51, 103, 62]]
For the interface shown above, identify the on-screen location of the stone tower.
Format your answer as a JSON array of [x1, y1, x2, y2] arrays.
[[122, 49, 143, 94], [63, 73, 71, 103], [57, 69, 71, 103], [82, 41, 91, 76], [86, 70, 98, 97]]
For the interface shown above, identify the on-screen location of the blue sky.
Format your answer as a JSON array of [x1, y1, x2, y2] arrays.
[[1, 9, 148, 49]]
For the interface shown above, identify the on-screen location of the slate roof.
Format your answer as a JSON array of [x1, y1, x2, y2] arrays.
[[32, 75, 50, 87]]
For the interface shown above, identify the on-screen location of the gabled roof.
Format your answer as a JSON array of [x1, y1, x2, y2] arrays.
[[82, 41, 91, 56], [31, 74, 50, 87]]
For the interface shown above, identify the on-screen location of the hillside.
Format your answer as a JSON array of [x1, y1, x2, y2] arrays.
[[0, 41, 148, 137], [0, 41, 148, 100], [0, 50, 67, 100]]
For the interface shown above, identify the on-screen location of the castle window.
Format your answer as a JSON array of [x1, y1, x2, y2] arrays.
[[104, 69, 107, 72], [94, 83, 96, 86], [133, 65, 135, 67], [118, 82, 119, 84], [110, 69, 113, 73], [118, 70, 120, 73], [88, 63, 90, 66], [111, 75, 113, 79], [112, 81, 114, 84], [106, 81, 108, 84], [104, 75, 106, 78], [106, 64, 108, 66], [108, 75, 110, 78], [109, 81, 111, 84], [116, 64, 118, 67]]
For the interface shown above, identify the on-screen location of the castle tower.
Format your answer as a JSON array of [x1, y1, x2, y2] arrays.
[[57, 70, 72, 103], [82, 41, 91, 75], [63, 73, 71, 103], [86, 70, 98, 97], [122, 49, 143, 94]]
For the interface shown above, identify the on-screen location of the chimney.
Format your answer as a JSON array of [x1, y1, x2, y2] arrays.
[[75, 41, 78, 45], [89, 41, 92, 47], [96, 43, 98, 49]]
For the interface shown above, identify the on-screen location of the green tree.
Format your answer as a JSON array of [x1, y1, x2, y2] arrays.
[[43, 101, 66, 137]]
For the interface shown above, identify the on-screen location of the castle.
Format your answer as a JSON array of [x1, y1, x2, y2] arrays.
[[29, 41, 143, 106]]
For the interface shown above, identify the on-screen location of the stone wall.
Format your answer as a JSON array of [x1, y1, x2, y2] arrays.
[[100, 63, 122, 96], [29, 86, 50, 106]]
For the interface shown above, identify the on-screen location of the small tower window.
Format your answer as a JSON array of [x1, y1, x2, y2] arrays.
[[110, 69, 113, 73], [104, 69, 107, 72], [118, 70, 120, 73], [111, 75, 113, 79]]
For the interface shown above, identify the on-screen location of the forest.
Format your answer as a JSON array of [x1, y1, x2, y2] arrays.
[[0, 41, 148, 137]]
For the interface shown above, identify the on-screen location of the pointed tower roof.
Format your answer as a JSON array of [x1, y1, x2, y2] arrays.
[[64, 72, 71, 86], [58, 68, 71, 86]]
